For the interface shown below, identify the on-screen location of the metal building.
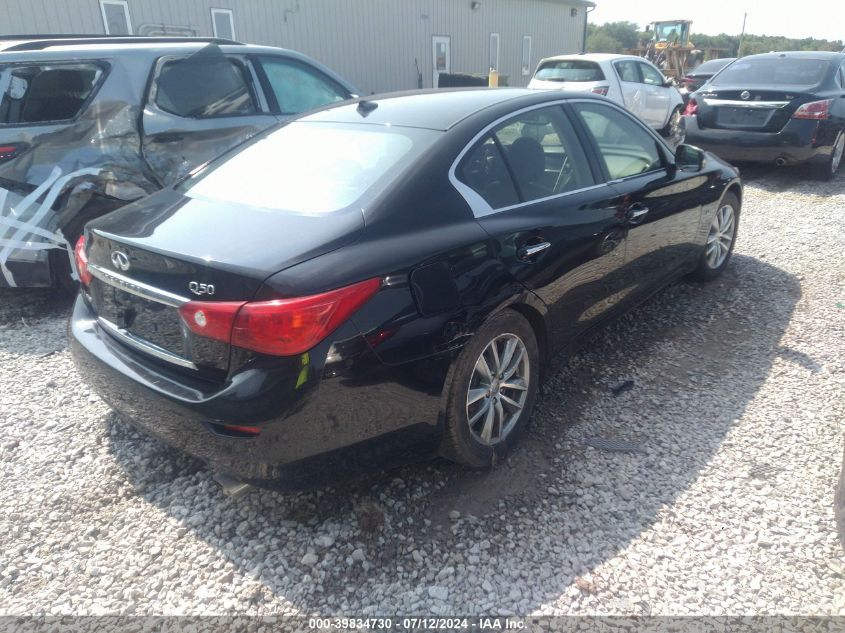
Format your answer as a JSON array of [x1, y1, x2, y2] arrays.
[[2, 0, 594, 93]]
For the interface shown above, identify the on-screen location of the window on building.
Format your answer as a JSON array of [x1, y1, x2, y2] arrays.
[[521, 36, 533, 76], [0, 63, 103, 125], [256, 57, 348, 116], [99, 0, 132, 35], [211, 8, 236, 40], [155, 55, 256, 118], [489, 33, 500, 71]]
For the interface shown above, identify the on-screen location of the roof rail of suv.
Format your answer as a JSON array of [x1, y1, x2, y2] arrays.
[[0, 35, 243, 51]]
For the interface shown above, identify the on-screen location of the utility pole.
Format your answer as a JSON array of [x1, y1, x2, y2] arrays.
[[738, 12, 748, 57]]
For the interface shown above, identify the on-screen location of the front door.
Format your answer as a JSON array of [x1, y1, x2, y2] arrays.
[[569, 100, 707, 293], [432, 36, 451, 89], [141, 49, 276, 186], [453, 104, 631, 349]]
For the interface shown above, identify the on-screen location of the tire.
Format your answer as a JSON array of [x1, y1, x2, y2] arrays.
[[818, 130, 844, 182], [690, 191, 740, 282], [660, 106, 685, 147], [440, 309, 540, 468]]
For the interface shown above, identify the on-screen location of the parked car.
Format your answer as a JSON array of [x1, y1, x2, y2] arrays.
[[678, 57, 736, 102], [0, 36, 357, 290], [528, 53, 685, 143], [69, 89, 742, 492], [683, 51, 845, 180]]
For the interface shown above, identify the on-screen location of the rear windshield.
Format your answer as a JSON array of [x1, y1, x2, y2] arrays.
[[181, 122, 440, 214], [692, 58, 734, 75], [0, 63, 103, 125], [534, 60, 605, 82], [711, 57, 831, 87]]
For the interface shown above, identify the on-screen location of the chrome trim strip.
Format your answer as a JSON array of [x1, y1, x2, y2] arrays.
[[97, 316, 199, 371], [89, 263, 189, 308], [703, 99, 789, 108]]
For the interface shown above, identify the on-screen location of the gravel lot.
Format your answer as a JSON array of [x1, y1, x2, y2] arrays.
[[1, 166, 843, 616]]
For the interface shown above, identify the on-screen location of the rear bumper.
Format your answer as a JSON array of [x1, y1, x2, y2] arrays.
[[69, 294, 446, 490], [682, 116, 830, 165]]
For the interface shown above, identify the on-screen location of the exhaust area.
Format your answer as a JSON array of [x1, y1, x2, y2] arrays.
[[212, 472, 253, 498], [775, 157, 787, 167]]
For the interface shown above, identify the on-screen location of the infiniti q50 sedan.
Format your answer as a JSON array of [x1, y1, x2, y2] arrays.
[[69, 89, 742, 491]]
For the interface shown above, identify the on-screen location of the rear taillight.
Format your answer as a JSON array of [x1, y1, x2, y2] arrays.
[[0, 143, 25, 163], [179, 301, 245, 343], [179, 277, 382, 357], [74, 236, 92, 286], [792, 99, 832, 120], [683, 98, 698, 116], [591, 86, 609, 96]]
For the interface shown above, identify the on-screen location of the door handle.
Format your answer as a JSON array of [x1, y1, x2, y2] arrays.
[[626, 204, 649, 223], [517, 241, 551, 261]]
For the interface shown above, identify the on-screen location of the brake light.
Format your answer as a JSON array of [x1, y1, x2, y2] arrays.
[[179, 300, 245, 343], [591, 86, 609, 96], [0, 143, 24, 163], [683, 98, 698, 116], [74, 236, 92, 286], [178, 277, 382, 356], [792, 99, 832, 120]]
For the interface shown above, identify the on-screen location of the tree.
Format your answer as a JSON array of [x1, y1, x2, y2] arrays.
[[586, 30, 622, 54]]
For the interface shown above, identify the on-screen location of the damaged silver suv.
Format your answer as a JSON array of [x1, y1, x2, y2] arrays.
[[0, 36, 357, 290]]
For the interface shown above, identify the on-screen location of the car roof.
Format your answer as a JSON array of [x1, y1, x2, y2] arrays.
[[297, 88, 603, 132], [539, 53, 641, 64], [741, 50, 844, 61]]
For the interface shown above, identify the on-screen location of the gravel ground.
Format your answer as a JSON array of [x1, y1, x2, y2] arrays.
[[0, 167, 843, 616]]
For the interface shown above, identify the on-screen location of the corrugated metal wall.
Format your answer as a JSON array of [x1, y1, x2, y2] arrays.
[[3, 0, 588, 93]]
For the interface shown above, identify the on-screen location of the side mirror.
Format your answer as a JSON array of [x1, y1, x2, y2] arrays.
[[674, 144, 705, 172]]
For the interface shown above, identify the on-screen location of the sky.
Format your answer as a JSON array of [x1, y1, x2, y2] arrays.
[[590, 0, 845, 42]]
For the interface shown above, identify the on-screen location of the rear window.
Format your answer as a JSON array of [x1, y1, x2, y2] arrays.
[[0, 63, 103, 125], [692, 58, 734, 75], [711, 57, 831, 87], [534, 60, 605, 82], [182, 122, 439, 214]]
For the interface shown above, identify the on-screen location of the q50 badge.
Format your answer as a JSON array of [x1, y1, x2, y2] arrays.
[[189, 282, 215, 296]]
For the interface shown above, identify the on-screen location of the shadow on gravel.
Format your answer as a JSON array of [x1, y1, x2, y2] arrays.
[[103, 253, 801, 613], [731, 161, 845, 192], [0, 288, 75, 355]]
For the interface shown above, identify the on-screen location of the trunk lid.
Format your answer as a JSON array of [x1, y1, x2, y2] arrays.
[[85, 188, 364, 375], [695, 86, 818, 132]]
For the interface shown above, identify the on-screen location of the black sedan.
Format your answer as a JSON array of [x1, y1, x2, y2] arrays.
[[69, 89, 742, 491], [683, 51, 845, 180], [678, 57, 736, 101]]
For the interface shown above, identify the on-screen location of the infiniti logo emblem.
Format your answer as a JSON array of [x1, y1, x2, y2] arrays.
[[110, 250, 131, 272], [740, 90, 751, 100]]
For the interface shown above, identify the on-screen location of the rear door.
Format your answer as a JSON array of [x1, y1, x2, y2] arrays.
[[613, 59, 646, 121], [569, 100, 708, 292], [141, 49, 277, 187], [454, 104, 632, 347], [637, 61, 672, 128]]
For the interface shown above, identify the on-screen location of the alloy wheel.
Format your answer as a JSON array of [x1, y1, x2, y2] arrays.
[[668, 109, 684, 146], [832, 132, 844, 176], [466, 333, 530, 446], [705, 204, 736, 269]]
